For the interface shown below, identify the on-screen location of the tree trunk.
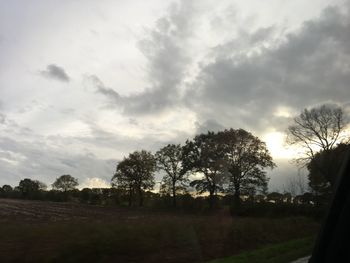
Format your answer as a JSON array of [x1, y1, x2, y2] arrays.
[[139, 188, 144, 206], [172, 180, 176, 207], [128, 185, 132, 207], [233, 183, 241, 209], [209, 188, 215, 209]]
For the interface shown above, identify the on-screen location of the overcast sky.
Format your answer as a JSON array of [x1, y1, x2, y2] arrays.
[[0, 0, 349, 190]]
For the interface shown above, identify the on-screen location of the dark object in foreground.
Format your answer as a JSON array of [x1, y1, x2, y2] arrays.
[[309, 150, 350, 262]]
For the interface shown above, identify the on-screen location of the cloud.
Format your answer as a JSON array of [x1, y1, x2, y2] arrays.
[[0, 112, 6, 124], [0, 136, 116, 187], [40, 64, 70, 82], [87, 75, 121, 103], [91, 1, 350, 130], [267, 158, 302, 192], [186, 4, 350, 134], [195, 119, 225, 134], [92, 0, 196, 115], [80, 177, 111, 189], [1, 0, 350, 192]]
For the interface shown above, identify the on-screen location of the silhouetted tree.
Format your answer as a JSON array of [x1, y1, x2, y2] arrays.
[[218, 129, 275, 208], [112, 150, 156, 206], [52, 175, 78, 192], [36, 180, 47, 191], [18, 178, 44, 199], [112, 157, 137, 206], [2, 184, 13, 192], [80, 188, 93, 203], [307, 143, 350, 201], [1, 185, 13, 197], [155, 144, 187, 207], [287, 104, 348, 165], [293, 192, 314, 205], [182, 132, 226, 208]]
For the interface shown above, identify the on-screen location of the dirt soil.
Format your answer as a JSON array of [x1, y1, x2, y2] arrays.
[[0, 198, 145, 222]]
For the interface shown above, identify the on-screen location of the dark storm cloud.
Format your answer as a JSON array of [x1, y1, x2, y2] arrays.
[[92, 1, 350, 133], [40, 64, 70, 82], [188, 5, 350, 132], [93, 0, 195, 115]]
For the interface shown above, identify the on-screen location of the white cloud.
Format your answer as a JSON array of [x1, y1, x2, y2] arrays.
[[0, 0, 349, 191], [79, 177, 111, 189]]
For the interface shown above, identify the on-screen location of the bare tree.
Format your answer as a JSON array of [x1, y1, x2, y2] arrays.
[[283, 170, 308, 197], [287, 104, 348, 165], [295, 170, 307, 194], [283, 179, 297, 197]]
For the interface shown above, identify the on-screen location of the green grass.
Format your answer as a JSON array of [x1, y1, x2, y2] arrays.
[[209, 236, 315, 263]]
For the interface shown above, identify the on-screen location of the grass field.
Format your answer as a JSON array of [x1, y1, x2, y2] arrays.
[[0, 199, 319, 262], [209, 237, 314, 263]]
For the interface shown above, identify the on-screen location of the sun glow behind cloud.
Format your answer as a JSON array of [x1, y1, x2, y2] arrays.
[[273, 106, 294, 118], [263, 131, 299, 160], [79, 177, 111, 189]]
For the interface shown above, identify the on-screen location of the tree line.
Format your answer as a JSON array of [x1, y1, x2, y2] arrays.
[[0, 104, 348, 217], [0, 175, 78, 201], [112, 103, 349, 210], [0, 128, 276, 211], [112, 128, 275, 209]]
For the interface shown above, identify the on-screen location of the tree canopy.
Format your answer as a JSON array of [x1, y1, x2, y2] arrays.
[[182, 132, 228, 208], [287, 104, 348, 164], [180, 129, 276, 208], [218, 129, 275, 207], [18, 178, 46, 198], [112, 150, 156, 206], [155, 144, 187, 207], [307, 143, 350, 198], [112, 156, 138, 206], [287, 104, 349, 203], [52, 175, 78, 192]]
